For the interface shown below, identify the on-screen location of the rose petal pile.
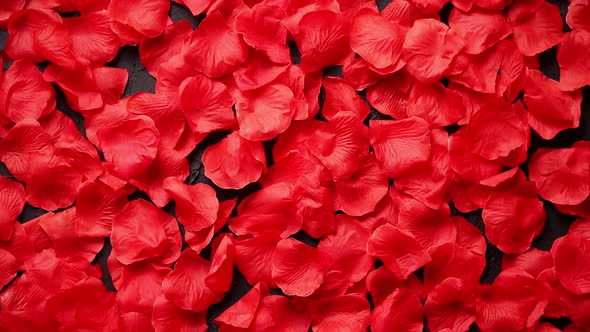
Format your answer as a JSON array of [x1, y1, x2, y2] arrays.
[[0, 0, 589, 331]]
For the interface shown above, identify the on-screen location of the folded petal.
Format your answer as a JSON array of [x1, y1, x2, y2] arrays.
[[107, 0, 170, 44], [74, 180, 127, 238], [371, 289, 424, 332], [322, 76, 371, 120]]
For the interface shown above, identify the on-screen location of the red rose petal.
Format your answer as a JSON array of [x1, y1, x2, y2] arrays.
[[108, 0, 170, 45], [183, 11, 248, 78], [369, 117, 431, 178], [402, 19, 464, 84], [0, 177, 25, 241], [449, 8, 512, 55], [74, 180, 127, 238], [367, 223, 432, 279], [151, 294, 208, 332], [424, 278, 476, 332], [111, 199, 181, 265], [321, 76, 371, 120], [310, 294, 371, 332], [508, 0, 562, 56], [552, 234, 590, 295], [202, 131, 266, 189], [371, 288, 424, 332], [558, 29, 590, 91]]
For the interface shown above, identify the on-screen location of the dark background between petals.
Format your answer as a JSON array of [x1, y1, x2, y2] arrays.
[[0, 0, 588, 331]]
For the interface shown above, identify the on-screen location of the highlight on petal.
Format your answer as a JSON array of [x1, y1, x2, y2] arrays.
[[96, 116, 160, 180], [529, 144, 590, 206], [202, 131, 266, 189], [271, 238, 326, 297], [183, 11, 248, 78], [502, 248, 553, 278], [369, 117, 431, 178], [366, 223, 432, 279], [371, 288, 424, 332], [567, 0, 590, 31], [402, 19, 464, 83], [350, 8, 406, 74]]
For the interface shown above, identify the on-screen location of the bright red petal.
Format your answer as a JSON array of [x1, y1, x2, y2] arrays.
[[0, 177, 25, 241], [371, 288, 424, 332]]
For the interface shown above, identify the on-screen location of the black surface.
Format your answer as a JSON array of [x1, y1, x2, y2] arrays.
[[0, 1, 588, 331]]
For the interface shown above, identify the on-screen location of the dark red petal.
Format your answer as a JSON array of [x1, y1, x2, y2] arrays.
[[234, 232, 281, 286], [558, 29, 590, 91], [367, 223, 432, 279], [128, 147, 190, 207], [366, 266, 425, 306], [402, 19, 464, 83], [202, 131, 266, 189], [0, 0, 24, 24], [371, 288, 424, 332], [183, 11, 248, 78], [369, 117, 431, 178], [235, 4, 290, 64], [96, 116, 160, 180], [342, 57, 384, 91], [0, 248, 19, 288], [0, 60, 55, 123], [111, 199, 181, 265], [317, 214, 374, 284], [271, 238, 326, 297], [350, 9, 405, 74], [310, 294, 371, 332], [0, 177, 25, 241], [235, 84, 295, 141], [482, 183, 546, 254], [75, 180, 127, 238], [449, 8, 512, 55], [334, 153, 389, 216], [322, 76, 371, 120], [524, 70, 582, 140], [508, 0, 562, 56], [107, 0, 170, 44], [151, 294, 208, 332], [179, 75, 235, 137], [297, 10, 352, 72], [552, 234, 590, 295], [161, 249, 224, 312], [424, 278, 476, 332], [529, 145, 590, 206]]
